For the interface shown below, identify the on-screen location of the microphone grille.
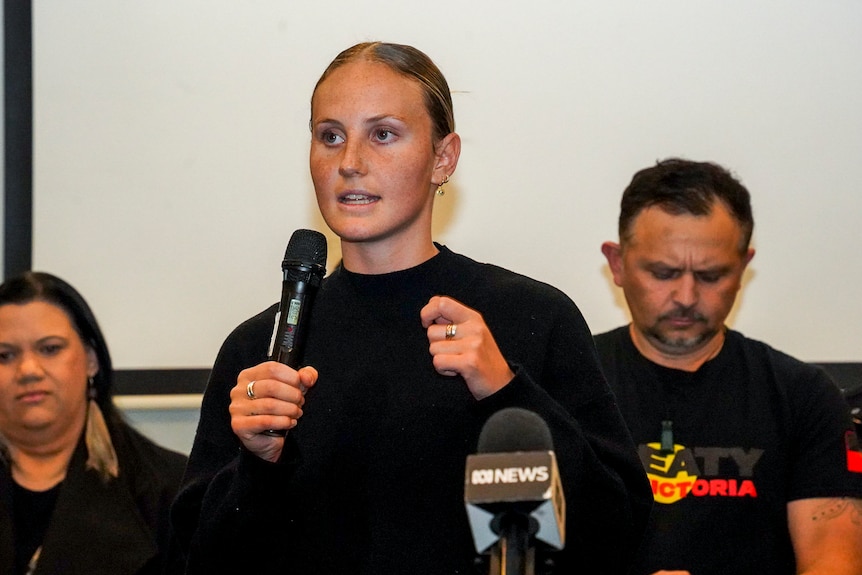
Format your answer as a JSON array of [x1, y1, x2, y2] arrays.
[[283, 229, 328, 268], [477, 407, 554, 453]]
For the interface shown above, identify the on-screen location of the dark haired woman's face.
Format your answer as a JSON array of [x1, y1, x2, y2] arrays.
[[309, 60, 442, 254], [0, 301, 98, 444]]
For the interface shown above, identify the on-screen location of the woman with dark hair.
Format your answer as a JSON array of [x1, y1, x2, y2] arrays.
[[171, 41, 651, 574], [0, 271, 187, 575]]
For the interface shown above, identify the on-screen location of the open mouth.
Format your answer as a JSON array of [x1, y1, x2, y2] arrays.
[[339, 193, 379, 205]]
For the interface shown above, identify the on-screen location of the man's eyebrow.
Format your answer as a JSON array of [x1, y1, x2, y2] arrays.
[[643, 262, 732, 273], [643, 261, 678, 269]]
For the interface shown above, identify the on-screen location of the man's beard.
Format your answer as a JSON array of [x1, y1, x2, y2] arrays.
[[646, 307, 716, 354]]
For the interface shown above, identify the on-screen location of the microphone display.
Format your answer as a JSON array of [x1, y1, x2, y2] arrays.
[[263, 229, 327, 436], [465, 407, 566, 574]]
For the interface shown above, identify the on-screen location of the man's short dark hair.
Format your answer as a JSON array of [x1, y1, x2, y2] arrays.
[[618, 158, 754, 252]]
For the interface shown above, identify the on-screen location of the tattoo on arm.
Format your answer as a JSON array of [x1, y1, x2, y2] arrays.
[[810, 498, 862, 525]]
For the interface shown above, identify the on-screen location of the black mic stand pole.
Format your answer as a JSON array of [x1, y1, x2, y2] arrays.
[[488, 514, 535, 575]]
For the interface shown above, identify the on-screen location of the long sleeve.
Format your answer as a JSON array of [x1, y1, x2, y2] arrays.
[[169, 305, 276, 572]]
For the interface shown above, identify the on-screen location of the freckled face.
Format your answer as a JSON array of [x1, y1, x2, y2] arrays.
[[0, 302, 97, 444], [309, 60, 441, 255], [610, 204, 753, 359]]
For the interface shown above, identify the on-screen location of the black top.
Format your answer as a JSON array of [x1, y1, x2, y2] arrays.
[[171, 246, 652, 574], [12, 481, 60, 575], [0, 420, 188, 575]]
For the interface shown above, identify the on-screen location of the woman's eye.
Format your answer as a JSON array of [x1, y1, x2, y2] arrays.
[[321, 130, 344, 145], [40, 343, 63, 356], [374, 129, 393, 142], [0, 350, 14, 364]]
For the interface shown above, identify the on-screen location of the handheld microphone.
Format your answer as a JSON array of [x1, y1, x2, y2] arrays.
[[464, 407, 566, 575], [263, 228, 327, 437]]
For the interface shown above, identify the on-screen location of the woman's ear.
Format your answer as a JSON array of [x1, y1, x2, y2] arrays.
[[432, 132, 461, 184], [86, 347, 100, 379]]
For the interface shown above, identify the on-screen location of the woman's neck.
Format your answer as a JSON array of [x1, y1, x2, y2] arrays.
[[7, 422, 83, 491], [341, 238, 439, 275]]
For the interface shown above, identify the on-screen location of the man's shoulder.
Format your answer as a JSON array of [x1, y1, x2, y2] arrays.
[[723, 329, 837, 394], [593, 326, 630, 355], [592, 326, 633, 385], [725, 329, 822, 373], [593, 325, 629, 342]]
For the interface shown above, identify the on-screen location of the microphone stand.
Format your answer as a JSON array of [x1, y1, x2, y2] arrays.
[[488, 514, 535, 575]]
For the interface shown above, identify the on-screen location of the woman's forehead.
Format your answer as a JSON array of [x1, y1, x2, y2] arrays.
[[0, 301, 78, 338], [312, 60, 426, 115]]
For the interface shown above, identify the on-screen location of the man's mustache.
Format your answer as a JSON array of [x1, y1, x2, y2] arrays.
[[659, 307, 707, 323]]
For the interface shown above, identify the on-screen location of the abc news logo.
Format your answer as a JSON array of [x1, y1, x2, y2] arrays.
[[464, 451, 556, 501], [470, 465, 550, 485]]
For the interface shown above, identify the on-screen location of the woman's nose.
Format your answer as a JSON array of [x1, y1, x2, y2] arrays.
[[338, 138, 366, 177], [17, 351, 45, 382]]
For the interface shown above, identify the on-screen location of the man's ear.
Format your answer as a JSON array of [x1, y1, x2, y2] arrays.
[[432, 132, 461, 184], [601, 241, 625, 287]]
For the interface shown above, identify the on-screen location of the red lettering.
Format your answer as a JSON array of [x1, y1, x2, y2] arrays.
[[659, 482, 676, 498], [736, 480, 757, 497], [709, 479, 727, 496], [691, 479, 710, 496], [676, 481, 693, 498], [653, 476, 759, 500]]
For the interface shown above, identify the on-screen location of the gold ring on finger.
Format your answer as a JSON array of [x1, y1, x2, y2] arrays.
[[445, 323, 457, 340]]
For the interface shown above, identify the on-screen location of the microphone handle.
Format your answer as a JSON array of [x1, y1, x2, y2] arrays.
[[271, 279, 316, 366], [261, 276, 318, 437], [489, 514, 535, 575]]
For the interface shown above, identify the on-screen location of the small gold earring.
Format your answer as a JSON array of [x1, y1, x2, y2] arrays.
[[435, 174, 450, 197]]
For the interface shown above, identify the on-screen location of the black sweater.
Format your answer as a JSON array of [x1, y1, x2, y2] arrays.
[[171, 246, 651, 574]]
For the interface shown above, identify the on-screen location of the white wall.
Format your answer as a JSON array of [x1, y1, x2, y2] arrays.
[[30, 0, 862, 369]]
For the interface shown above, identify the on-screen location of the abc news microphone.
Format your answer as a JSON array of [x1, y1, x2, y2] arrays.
[[465, 407, 565, 575], [263, 228, 327, 437]]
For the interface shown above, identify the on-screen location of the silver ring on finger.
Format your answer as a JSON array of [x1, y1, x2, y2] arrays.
[[246, 380, 257, 400]]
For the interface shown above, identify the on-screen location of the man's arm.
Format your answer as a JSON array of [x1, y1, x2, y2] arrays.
[[788, 497, 862, 574]]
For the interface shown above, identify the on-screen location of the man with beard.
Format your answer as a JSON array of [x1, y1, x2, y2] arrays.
[[595, 158, 862, 575]]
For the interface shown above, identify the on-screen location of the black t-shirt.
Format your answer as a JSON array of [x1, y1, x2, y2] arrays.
[[595, 326, 862, 575], [12, 481, 61, 575]]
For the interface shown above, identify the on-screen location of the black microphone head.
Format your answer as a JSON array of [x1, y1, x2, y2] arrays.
[[283, 229, 327, 270], [477, 407, 553, 454]]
